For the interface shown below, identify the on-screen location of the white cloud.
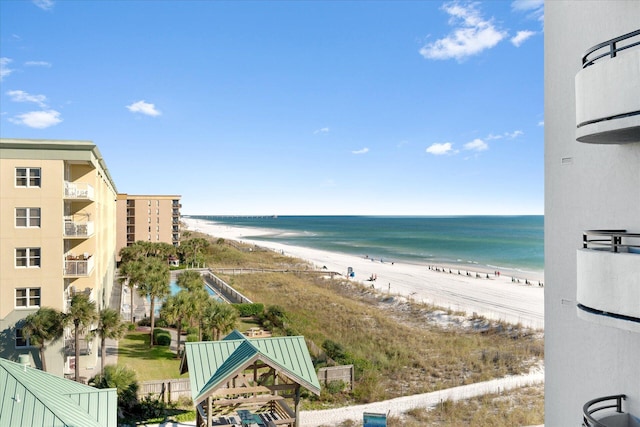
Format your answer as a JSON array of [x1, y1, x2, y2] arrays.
[[538, 120, 544, 127], [314, 127, 330, 134], [7, 90, 48, 108], [33, 0, 55, 10], [25, 61, 52, 67], [464, 138, 488, 151], [506, 130, 524, 139], [426, 142, 454, 155], [126, 100, 161, 116], [352, 147, 369, 155], [486, 133, 503, 140], [9, 110, 62, 128], [511, 30, 535, 47], [512, 0, 544, 23], [1, 58, 14, 81], [419, 2, 507, 61]]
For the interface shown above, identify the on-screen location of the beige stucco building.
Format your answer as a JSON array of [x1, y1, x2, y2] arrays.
[[115, 194, 181, 259], [0, 138, 118, 377]]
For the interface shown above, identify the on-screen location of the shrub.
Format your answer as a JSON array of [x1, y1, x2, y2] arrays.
[[155, 317, 168, 328], [136, 395, 167, 420], [186, 327, 198, 336], [127, 323, 136, 331], [186, 333, 198, 342], [234, 303, 264, 317], [322, 339, 347, 362], [153, 328, 171, 346]]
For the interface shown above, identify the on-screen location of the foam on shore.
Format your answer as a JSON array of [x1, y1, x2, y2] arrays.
[[183, 217, 544, 329]]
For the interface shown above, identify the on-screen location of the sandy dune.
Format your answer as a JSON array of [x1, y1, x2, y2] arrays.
[[183, 218, 544, 329]]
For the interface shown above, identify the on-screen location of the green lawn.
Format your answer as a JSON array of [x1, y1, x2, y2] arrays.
[[117, 331, 187, 381]]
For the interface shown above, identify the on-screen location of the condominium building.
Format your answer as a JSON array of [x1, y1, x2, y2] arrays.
[[115, 194, 181, 258], [0, 138, 118, 377], [545, 2, 639, 426]]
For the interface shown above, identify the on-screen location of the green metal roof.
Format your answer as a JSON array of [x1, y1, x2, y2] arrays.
[[0, 358, 117, 427], [181, 331, 321, 404]]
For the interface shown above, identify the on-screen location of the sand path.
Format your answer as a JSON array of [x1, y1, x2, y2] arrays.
[[183, 218, 544, 329]]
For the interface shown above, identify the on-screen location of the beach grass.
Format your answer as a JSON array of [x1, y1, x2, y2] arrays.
[[219, 269, 543, 404]]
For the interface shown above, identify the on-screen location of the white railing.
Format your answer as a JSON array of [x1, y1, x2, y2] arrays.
[[64, 181, 95, 200], [63, 220, 94, 237], [64, 255, 94, 276]]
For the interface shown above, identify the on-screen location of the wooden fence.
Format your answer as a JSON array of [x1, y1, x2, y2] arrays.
[[138, 378, 191, 403]]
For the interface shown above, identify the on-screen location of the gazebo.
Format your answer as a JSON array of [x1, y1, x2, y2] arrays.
[[180, 330, 321, 427]]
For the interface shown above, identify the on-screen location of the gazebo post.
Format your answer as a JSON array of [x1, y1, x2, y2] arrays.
[[207, 396, 213, 427], [294, 384, 301, 426]]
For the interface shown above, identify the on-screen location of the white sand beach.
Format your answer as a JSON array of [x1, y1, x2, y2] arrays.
[[183, 218, 544, 329]]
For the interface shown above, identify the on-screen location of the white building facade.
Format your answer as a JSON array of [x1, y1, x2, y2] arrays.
[[545, 2, 640, 426]]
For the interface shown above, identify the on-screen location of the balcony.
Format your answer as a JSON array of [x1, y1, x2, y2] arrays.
[[63, 220, 94, 238], [64, 181, 95, 200], [583, 395, 639, 427], [575, 29, 640, 144], [64, 253, 94, 277], [577, 230, 640, 332]]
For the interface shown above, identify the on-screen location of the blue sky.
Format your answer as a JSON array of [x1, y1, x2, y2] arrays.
[[1, 0, 544, 216]]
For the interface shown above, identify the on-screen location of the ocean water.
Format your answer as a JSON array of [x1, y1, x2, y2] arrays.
[[190, 215, 544, 274]]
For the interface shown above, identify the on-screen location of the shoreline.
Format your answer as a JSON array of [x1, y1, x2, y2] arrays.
[[183, 217, 544, 329]]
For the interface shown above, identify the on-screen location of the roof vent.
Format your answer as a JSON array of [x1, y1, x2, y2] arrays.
[[18, 354, 30, 370]]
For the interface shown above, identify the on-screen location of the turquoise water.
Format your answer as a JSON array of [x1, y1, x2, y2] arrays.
[[154, 280, 222, 315], [190, 215, 544, 274]]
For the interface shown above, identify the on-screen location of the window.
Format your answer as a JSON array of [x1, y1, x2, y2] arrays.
[[15, 328, 30, 348], [15, 208, 41, 227], [16, 168, 41, 187], [15, 248, 41, 268], [16, 287, 41, 308]]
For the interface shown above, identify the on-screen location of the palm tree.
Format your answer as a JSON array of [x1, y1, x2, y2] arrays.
[[137, 256, 170, 347], [66, 293, 98, 381], [91, 364, 139, 413], [179, 237, 210, 268], [91, 308, 126, 373], [119, 244, 148, 324], [21, 307, 65, 372], [160, 291, 191, 356], [176, 269, 205, 292], [202, 300, 238, 341]]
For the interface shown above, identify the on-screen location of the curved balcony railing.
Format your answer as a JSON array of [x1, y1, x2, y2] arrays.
[[583, 394, 627, 427], [583, 29, 640, 68], [583, 230, 640, 253], [576, 29, 640, 144]]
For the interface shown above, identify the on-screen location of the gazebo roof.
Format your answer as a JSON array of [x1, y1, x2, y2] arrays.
[[0, 357, 117, 427], [181, 331, 321, 404]]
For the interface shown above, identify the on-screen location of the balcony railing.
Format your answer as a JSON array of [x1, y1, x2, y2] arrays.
[[583, 230, 640, 253], [63, 220, 94, 238], [583, 395, 633, 427], [64, 254, 94, 277], [64, 181, 95, 200], [576, 29, 640, 144], [583, 29, 640, 68]]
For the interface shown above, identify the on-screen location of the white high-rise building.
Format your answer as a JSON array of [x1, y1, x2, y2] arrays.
[[545, 2, 640, 426]]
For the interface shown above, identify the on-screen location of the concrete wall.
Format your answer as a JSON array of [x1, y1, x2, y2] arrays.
[[545, 2, 640, 425]]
